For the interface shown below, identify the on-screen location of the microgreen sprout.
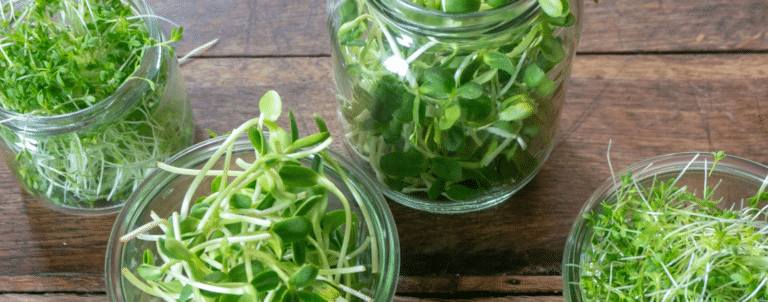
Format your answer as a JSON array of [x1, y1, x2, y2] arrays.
[[0, 0, 192, 209], [332, 0, 579, 201], [121, 91, 378, 302], [576, 153, 768, 301]]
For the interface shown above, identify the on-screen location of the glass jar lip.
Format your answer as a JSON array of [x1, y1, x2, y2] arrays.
[[105, 134, 401, 302], [363, 0, 542, 40], [0, 0, 164, 136], [561, 152, 768, 301]]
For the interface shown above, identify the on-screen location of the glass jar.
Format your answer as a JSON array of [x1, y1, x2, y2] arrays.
[[0, 0, 194, 215], [328, 0, 582, 213]]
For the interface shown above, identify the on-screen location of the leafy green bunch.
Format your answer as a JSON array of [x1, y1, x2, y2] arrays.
[[121, 91, 379, 302], [0, 0, 181, 115], [578, 152, 768, 301], [334, 0, 577, 201], [0, 0, 191, 209]]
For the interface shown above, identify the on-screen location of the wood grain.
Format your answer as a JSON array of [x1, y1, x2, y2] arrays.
[[0, 294, 564, 302], [1, 53, 766, 292], [146, 0, 768, 57]]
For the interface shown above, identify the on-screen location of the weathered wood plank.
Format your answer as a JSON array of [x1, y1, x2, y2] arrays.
[[146, 0, 768, 57], [0, 294, 564, 302], [1, 53, 767, 290]]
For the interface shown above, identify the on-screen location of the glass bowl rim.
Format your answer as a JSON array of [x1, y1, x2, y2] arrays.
[[561, 151, 768, 301], [105, 134, 401, 302]]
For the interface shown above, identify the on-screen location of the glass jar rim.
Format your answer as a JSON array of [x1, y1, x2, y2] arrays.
[[0, 0, 165, 137], [105, 134, 401, 302], [364, 0, 541, 37]]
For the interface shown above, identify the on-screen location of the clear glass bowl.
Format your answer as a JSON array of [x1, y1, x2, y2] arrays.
[[106, 135, 400, 301], [563, 152, 768, 301]]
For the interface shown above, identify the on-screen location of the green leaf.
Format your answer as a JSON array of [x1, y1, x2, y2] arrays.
[[203, 271, 228, 282], [229, 193, 252, 209], [179, 285, 194, 302], [539, 37, 565, 63], [211, 175, 223, 193], [313, 113, 328, 133], [379, 151, 427, 178], [228, 261, 265, 282], [286, 132, 331, 153], [296, 291, 328, 302], [483, 52, 516, 75], [523, 64, 546, 87], [456, 82, 483, 99], [289, 110, 299, 143], [419, 67, 455, 99], [295, 195, 324, 217], [438, 103, 461, 130], [443, 125, 465, 152], [143, 249, 155, 265], [537, 0, 565, 17], [499, 101, 535, 121], [289, 265, 319, 288], [270, 216, 312, 244], [486, 0, 510, 8], [248, 126, 266, 155], [428, 178, 447, 200], [321, 210, 358, 235], [535, 78, 556, 96], [372, 75, 411, 124], [292, 240, 307, 265], [460, 95, 493, 123], [445, 184, 479, 201], [431, 157, 462, 182], [137, 264, 164, 281], [251, 270, 280, 292], [162, 238, 193, 260], [442, 0, 481, 13], [278, 165, 319, 187], [259, 90, 282, 122]]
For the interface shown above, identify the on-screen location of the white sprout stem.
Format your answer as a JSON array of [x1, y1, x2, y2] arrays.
[[119, 219, 165, 242], [319, 265, 366, 276], [179, 118, 260, 218], [178, 38, 219, 64], [218, 212, 272, 227]]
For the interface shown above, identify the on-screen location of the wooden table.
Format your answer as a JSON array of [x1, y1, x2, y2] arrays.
[[1, 0, 766, 301]]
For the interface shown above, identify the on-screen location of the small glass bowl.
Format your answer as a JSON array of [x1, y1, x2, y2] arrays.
[[106, 135, 400, 301], [562, 152, 768, 301]]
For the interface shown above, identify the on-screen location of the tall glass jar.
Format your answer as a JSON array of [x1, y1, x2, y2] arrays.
[[328, 0, 582, 213], [0, 0, 194, 215]]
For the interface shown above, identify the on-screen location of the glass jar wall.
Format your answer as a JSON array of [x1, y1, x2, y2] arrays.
[[0, 0, 194, 215], [328, 0, 582, 213]]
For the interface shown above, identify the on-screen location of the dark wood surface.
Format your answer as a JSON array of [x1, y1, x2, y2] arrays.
[[1, 0, 767, 300]]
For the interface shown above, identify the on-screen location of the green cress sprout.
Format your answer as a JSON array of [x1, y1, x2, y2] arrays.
[[121, 91, 379, 302], [576, 152, 768, 301], [0, 0, 189, 207], [334, 0, 587, 201]]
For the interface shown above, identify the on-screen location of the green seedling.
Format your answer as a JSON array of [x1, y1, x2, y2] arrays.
[[121, 91, 378, 302], [0, 0, 190, 208], [576, 152, 768, 301], [333, 0, 583, 200]]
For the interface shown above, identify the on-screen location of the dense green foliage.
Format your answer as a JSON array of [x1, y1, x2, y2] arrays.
[[333, 0, 577, 201], [122, 91, 377, 302], [578, 153, 768, 301], [0, 0, 190, 209]]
